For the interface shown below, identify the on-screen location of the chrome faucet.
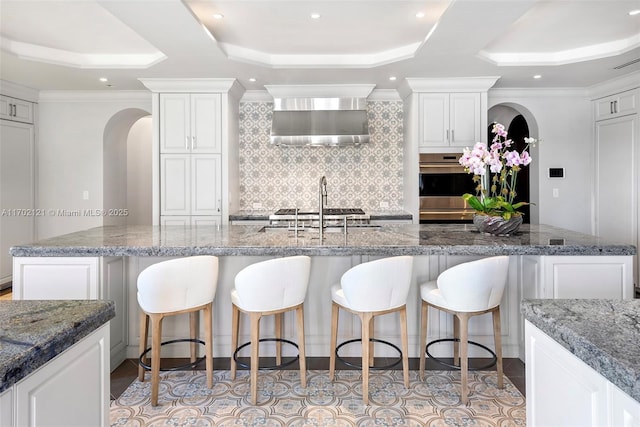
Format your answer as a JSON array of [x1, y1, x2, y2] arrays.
[[318, 175, 328, 240]]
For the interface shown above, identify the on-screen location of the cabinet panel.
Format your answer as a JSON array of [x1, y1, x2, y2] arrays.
[[419, 94, 448, 147], [191, 94, 221, 153], [160, 154, 190, 215], [0, 95, 33, 124], [0, 389, 12, 427], [595, 90, 638, 121], [0, 121, 35, 284], [13, 257, 100, 300], [449, 93, 480, 147], [191, 154, 221, 215], [101, 257, 127, 370], [159, 94, 189, 153], [14, 324, 109, 427]]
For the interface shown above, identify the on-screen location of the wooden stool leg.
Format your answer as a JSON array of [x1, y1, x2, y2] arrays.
[[138, 310, 149, 382], [189, 311, 198, 364], [368, 316, 375, 367], [329, 303, 339, 381], [419, 301, 428, 381], [204, 303, 214, 389], [400, 306, 410, 388], [493, 306, 504, 389], [250, 312, 261, 405], [150, 313, 164, 407], [453, 315, 460, 367], [230, 304, 240, 380], [361, 312, 373, 405], [458, 313, 470, 405], [275, 312, 283, 366], [296, 305, 307, 388]]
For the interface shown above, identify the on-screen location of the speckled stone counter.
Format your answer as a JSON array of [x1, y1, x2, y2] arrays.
[[0, 300, 115, 392], [9, 223, 636, 257], [228, 209, 413, 222], [522, 299, 640, 402]]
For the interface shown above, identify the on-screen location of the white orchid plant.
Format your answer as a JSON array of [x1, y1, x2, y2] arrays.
[[458, 123, 537, 220]]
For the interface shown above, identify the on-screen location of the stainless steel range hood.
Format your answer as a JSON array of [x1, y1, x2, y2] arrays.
[[265, 85, 375, 147]]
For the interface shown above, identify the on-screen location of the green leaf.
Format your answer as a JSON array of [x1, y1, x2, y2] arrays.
[[462, 193, 485, 212]]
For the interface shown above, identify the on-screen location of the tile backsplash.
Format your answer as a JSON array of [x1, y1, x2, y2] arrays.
[[238, 100, 404, 212]]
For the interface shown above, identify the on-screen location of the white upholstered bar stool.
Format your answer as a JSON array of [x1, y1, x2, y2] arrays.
[[419, 256, 509, 405], [230, 256, 311, 405], [329, 256, 413, 405], [137, 256, 219, 406]]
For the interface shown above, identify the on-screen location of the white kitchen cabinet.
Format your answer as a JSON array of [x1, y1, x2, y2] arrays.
[[160, 93, 221, 154], [419, 92, 481, 148], [0, 389, 12, 427], [525, 321, 640, 427], [0, 95, 33, 124], [595, 89, 638, 121], [0, 120, 35, 286], [12, 324, 110, 427], [160, 153, 222, 219], [160, 215, 221, 227], [12, 256, 127, 370]]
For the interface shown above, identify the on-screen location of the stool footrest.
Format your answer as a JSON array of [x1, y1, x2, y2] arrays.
[[233, 338, 299, 370], [138, 338, 206, 372], [335, 338, 403, 370], [425, 338, 497, 370]]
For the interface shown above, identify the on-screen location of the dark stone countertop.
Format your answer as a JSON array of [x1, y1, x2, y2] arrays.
[[522, 299, 640, 403], [9, 223, 635, 257], [0, 300, 115, 393]]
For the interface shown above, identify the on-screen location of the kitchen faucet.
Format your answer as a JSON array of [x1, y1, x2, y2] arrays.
[[319, 175, 327, 240]]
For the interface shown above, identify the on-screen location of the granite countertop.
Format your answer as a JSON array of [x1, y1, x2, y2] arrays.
[[9, 224, 635, 257], [229, 209, 413, 221], [0, 300, 115, 393], [522, 299, 640, 402]]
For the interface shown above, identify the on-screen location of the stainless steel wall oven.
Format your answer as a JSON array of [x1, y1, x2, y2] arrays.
[[419, 153, 476, 223]]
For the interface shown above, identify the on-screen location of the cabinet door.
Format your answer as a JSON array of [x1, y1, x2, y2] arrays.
[[159, 94, 190, 153], [449, 93, 480, 147], [419, 93, 449, 147], [101, 257, 127, 370], [0, 95, 33, 124], [191, 94, 221, 154], [0, 389, 12, 427], [191, 154, 221, 215], [595, 90, 638, 121], [595, 115, 637, 285], [0, 121, 35, 284], [160, 154, 190, 215]]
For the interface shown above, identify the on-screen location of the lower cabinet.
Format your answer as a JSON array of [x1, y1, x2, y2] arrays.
[[1, 324, 110, 427], [525, 321, 640, 427], [12, 257, 126, 370]]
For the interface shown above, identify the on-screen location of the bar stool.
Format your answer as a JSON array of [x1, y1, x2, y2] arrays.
[[137, 256, 219, 406], [230, 255, 311, 405], [419, 256, 509, 404], [329, 256, 413, 405]]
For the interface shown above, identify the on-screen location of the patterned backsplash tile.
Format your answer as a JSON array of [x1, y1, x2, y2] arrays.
[[238, 100, 404, 212]]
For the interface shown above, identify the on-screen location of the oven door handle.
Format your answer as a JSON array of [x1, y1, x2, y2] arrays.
[[420, 210, 473, 215], [419, 164, 465, 174]]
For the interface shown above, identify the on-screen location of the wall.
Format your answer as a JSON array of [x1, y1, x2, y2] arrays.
[[126, 117, 152, 225], [238, 100, 404, 212], [36, 92, 151, 239], [489, 89, 592, 234]]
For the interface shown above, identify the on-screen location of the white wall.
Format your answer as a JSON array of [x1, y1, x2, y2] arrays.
[[126, 117, 152, 225], [489, 89, 592, 234], [36, 92, 151, 239]]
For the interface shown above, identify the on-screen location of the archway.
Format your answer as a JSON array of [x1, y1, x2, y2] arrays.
[[103, 108, 152, 226], [488, 103, 540, 224]]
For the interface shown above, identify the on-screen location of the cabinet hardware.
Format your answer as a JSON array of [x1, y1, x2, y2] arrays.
[[610, 101, 614, 115], [614, 100, 618, 114], [451, 130, 455, 142], [217, 199, 221, 212], [185, 136, 189, 150], [446, 129, 450, 142], [192, 136, 196, 149]]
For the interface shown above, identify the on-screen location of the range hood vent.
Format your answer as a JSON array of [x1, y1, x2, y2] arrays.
[[265, 85, 375, 147]]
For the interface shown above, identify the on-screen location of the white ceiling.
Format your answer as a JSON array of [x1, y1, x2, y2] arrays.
[[1, 0, 639, 92]]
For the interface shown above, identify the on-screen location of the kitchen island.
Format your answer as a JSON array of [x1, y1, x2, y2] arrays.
[[0, 300, 114, 427], [10, 223, 636, 369], [522, 299, 640, 426]]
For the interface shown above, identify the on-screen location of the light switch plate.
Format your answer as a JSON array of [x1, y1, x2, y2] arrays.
[[379, 201, 389, 208], [252, 202, 262, 209]]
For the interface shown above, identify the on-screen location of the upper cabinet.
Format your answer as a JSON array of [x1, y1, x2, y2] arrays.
[[0, 95, 34, 124], [419, 92, 481, 148], [160, 93, 222, 154], [594, 89, 638, 121]]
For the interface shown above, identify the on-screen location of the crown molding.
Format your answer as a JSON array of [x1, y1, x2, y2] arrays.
[[38, 90, 151, 103], [587, 71, 640, 100], [399, 77, 501, 97], [264, 84, 375, 99], [489, 87, 589, 100], [138, 78, 241, 93], [0, 79, 39, 102]]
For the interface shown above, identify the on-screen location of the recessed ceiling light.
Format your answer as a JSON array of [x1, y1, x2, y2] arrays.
[[310, 13, 321, 19], [533, 75, 542, 79], [630, 9, 640, 16], [249, 78, 256, 82], [389, 76, 397, 81], [99, 77, 108, 82], [416, 12, 425, 18], [213, 13, 224, 19]]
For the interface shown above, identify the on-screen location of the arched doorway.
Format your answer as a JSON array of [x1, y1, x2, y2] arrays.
[[488, 104, 540, 224], [103, 109, 152, 226]]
